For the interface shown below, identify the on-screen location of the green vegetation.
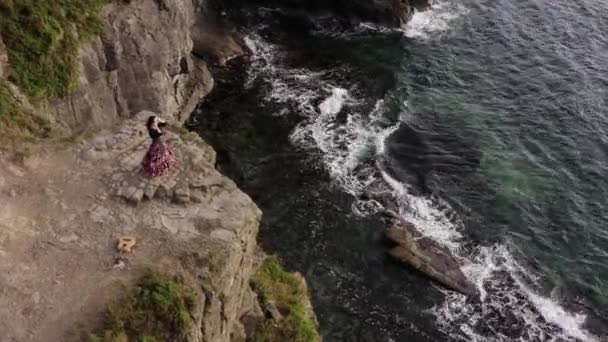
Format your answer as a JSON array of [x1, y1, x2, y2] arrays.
[[168, 124, 198, 142], [0, 80, 51, 142], [0, 0, 112, 148], [89, 272, 198, 342], [0, 0, 110, 100], [251, 256, 320, 342]]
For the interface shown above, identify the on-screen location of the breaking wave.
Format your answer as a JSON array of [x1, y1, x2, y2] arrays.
[[404, 1, 469, 39], [244, 28, 598, 342]]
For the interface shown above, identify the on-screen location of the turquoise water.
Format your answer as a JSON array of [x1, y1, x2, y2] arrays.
[[400, 0, 608, 309]]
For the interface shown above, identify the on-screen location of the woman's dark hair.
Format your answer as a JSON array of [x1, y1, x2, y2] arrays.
[[146, 115, 156, 130]]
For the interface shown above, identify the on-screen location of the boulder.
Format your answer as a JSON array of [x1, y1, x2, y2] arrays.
[[385, 223, 476, 296], [192, 25, 245, 67]]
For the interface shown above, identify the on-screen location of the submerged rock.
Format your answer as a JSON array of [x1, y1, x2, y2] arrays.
[[384, 221, 476, 296], [238, 0, 430, 27]]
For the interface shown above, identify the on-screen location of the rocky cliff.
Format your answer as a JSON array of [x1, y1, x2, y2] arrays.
[[0, 0, 267, 340], [0, 0, 430, 340], [0, 111, 264, 341], [48, 0, 213, 132], [0, 0, 321, 340]]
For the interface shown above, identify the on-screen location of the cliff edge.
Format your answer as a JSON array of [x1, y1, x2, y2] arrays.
[[0, 111, 264, 341], [0, 0, 431, 340], [0, 0, 324, 340]]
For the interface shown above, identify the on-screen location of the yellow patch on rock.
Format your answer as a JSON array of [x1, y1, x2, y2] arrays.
[[117, 235, 136, 254]]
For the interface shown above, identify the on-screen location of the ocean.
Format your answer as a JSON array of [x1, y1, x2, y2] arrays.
[[189, 0, 608, 340]]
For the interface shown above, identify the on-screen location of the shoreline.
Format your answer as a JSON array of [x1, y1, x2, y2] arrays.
[[0, 1, 324, 340], [186, 20, 452, 341]]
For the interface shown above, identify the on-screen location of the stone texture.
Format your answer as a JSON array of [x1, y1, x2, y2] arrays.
[[50, 0, 214, 132], [0, 0, 336, 340], [0, 33, 8, 79], [384, 222, 476, 296], [0, 110, 264, 342], [192, 24, 245, 66]]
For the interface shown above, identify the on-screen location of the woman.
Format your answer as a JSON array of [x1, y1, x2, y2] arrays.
[[142, 115, 177, 178]]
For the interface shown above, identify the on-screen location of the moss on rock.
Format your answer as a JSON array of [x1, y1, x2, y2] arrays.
[[89, 272, 198, 342], [168, 124, 199, 142], [0, 0, 110, 100], [0, 80, 51, 143], [251, 256, 320, 342]]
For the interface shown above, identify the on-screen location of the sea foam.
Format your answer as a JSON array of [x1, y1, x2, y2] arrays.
[[244, 30, 598, 342]]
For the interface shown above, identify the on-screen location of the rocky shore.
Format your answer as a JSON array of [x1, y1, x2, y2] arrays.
[[0, 0, 444, 340], [0, 0, 308, 340]]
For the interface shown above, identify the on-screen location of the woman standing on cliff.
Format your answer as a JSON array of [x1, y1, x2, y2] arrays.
[[142, 115, 177, 178]]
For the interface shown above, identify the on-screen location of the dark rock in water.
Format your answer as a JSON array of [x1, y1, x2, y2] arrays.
[[384, 222, 476, 296], [385, 121, 482, 195], [192, 21, 245, 66], [233, 0, 430, 27]]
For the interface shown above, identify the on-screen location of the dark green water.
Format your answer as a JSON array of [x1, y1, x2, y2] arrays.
[[190, 1, 608, 340]]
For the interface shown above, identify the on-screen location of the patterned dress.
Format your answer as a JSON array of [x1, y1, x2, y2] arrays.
[[142, 127, 177, 178]]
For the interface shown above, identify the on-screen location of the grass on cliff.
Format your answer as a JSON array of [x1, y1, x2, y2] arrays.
[[0, 0, 109, 100], [88, 272, 198, 342], [168, 124, 199, 142], [251, 256, 320, 342], [0, 80, 51, 143]]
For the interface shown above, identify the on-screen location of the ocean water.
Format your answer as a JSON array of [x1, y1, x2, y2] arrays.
[[190, 0, 608, 341]]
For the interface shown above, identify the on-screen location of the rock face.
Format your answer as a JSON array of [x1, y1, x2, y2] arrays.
[[0, 33, 8, 79], [50, 0, 214, 132], [385, 220, 476, 296]]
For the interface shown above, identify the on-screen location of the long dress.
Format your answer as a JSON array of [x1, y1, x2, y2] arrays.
[[141, 128, 177, 178]]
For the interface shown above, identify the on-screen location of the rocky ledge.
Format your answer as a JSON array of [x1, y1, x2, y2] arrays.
[[0, 112, 266, 341]]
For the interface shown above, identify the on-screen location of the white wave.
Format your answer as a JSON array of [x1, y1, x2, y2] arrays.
[[433, 245, 598, 342], [244, 34, 277, 88], [380, 169, 464, 250], [404, 1, 469, 39], [319, 87, 349, 115], [244, 33, 329, 117], [244, 32, 598, 342], [506, 259, 597, 342], [308, 88, 380, 195]]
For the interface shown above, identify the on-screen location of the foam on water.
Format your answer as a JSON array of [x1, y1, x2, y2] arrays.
[[245, 33, 328, 117], [404, 1, 469, 39], [244, 31, 598, 342], [379, 168, 464, 250], [433, 246, 598, 342], [506, 259, 596, 342], [318, 88, 349, 115]]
